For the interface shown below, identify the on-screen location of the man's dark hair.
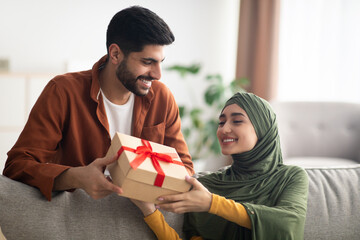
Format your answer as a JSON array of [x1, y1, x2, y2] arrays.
[[106, 6, 175, 56]]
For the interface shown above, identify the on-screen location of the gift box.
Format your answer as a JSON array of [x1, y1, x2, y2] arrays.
[[106, 132, 191, 203]]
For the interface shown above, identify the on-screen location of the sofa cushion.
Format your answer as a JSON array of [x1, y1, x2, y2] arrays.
[[0, 175, 184, 240], [304, 165, 360, 240]]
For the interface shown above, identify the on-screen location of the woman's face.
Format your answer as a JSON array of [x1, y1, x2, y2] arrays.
[[216, 104, 258, 155]]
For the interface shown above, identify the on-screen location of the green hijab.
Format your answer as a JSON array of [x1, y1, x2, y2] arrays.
[[183, 92, 308, 240]]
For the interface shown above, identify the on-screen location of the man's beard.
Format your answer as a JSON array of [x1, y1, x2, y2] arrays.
[[116, 59, 154, 97]]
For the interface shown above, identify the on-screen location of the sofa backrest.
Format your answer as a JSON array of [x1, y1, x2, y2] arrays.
[[0, 175, 183, 240], [271, 101, 360, 162], [1, 166, 360, 240]]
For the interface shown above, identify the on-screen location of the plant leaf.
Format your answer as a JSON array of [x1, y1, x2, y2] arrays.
[[204, 84, 225, 105], [179, 106, 186, 118], [166, 64, 201, 78], [230, 77, 249, 93]]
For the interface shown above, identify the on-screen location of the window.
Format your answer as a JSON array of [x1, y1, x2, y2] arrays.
[[278, 0, 360, 102]]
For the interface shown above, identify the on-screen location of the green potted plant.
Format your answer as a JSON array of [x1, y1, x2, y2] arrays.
[[166, 64, 249, 160]]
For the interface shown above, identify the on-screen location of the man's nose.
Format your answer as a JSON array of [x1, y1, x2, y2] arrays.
[[150, 63, 161, 80]]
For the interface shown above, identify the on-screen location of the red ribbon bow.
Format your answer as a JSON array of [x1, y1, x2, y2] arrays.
[[117, 139, 183, 187]]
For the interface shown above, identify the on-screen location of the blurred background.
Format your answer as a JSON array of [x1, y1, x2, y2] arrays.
[[1, 0, 359, 169]]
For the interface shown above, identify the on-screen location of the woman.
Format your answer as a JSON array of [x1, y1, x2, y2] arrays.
[[132, 92, 308, 240]]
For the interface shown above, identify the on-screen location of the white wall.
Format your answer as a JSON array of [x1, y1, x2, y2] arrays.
[[0, 0, 240, 170]]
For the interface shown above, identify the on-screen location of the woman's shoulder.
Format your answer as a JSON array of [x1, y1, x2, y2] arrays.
[[278, 164, 308, 181], [281, 164, 306, 172], [195, 165, 231, 178]]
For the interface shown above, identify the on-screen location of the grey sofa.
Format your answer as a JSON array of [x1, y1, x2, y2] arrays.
[[272, 101, 360, 239], [271, 101, 360, 167], [0, 174, 184, 240], [1, 101, 360, 239], [1, 166, 360, 240]]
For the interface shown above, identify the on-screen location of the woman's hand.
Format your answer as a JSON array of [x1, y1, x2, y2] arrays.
[[130, 199, 156, 217], [156, 176, 212, 214]]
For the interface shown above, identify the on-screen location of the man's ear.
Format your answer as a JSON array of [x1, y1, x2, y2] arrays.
[[108, 43, 124, 64]]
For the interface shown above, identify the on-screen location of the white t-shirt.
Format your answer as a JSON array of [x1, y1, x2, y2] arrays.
[[101, 89, 135, 139]]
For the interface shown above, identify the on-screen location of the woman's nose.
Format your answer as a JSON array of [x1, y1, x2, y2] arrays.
[[221, 122, 232, 133]]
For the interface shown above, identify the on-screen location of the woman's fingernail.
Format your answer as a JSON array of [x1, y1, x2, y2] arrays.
[[185, 175, 191, 180], [158, 197, 164, 201], [155, 205, 160, 209]]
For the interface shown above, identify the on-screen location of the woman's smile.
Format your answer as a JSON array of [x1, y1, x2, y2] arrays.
[[221, 137, 238, 144]]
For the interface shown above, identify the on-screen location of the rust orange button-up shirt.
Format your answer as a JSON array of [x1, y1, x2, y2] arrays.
[[3, 56, 193, 201]]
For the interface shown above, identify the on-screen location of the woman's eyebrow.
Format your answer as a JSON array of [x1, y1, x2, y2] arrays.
[[231, 112, 245, 117], [218, 112, 245, 119]]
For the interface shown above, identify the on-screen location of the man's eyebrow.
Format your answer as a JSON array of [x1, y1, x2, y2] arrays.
[[142, 57, 166, 63]]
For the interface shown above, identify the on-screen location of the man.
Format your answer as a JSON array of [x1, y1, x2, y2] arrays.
[[3, 6, 193, 201]]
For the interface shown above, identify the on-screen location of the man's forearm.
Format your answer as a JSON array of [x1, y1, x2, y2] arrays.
[[53, 167, 81, 191]]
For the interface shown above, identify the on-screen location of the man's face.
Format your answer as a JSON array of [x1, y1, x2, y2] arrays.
[[116, 45, 165, 96]]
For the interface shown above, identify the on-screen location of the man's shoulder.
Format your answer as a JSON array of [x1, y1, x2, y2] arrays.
[[51, 70, 92, 88]]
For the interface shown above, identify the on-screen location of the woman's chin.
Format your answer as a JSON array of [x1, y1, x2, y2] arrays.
[[221, 149, 232, 155]]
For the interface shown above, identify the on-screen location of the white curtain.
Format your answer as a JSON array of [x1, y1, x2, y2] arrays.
[[277, 0, 360, 102]]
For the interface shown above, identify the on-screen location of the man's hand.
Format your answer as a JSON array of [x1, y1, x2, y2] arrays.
[[155, 176, 212, 214], [54, 155, 123, 200]]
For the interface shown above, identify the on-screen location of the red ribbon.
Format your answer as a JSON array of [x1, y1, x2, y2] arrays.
[[117, 139, 184, 187]]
